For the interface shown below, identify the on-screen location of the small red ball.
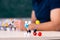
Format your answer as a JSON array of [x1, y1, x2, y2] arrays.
[[38, 32, 42, 36], [33, 32, 37, 36]]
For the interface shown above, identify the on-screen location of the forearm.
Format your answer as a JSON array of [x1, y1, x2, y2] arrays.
[[36, 21, 60, 31], [31, 9, 60, 31]]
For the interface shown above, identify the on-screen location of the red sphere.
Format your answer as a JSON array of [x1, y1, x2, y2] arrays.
[[38, 32, 42, 36], [33, 32, 37, 36]]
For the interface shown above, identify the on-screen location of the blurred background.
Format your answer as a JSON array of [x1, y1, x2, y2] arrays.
[[0, 0, 32, 18]]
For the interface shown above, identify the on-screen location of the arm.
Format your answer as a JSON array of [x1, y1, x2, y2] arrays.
[[28, 8, 60, 31], [37, 8, 60, 31]]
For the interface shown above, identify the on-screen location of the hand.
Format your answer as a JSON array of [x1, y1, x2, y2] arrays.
[[28, 23, 36, 30], [14, 20, 27, 31]]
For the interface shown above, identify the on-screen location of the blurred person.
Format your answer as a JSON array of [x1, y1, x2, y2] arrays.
[[18, 0, 60, 31]]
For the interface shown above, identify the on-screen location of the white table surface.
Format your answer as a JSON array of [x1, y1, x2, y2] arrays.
[[0, 31, 60, 40]]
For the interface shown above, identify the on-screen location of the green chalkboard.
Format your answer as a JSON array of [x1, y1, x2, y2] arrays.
[[0, 0, 32, 18]]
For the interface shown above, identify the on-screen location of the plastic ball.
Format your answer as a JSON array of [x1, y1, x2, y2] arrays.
[[38, 32, 42, 36], [33, 32, 37, 36], [34, 29, 37, 33], [27, 30, 31, 33], [35, 20, 40, 24], [25, 23, 29, 28], [28, 21, 31, 24]]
